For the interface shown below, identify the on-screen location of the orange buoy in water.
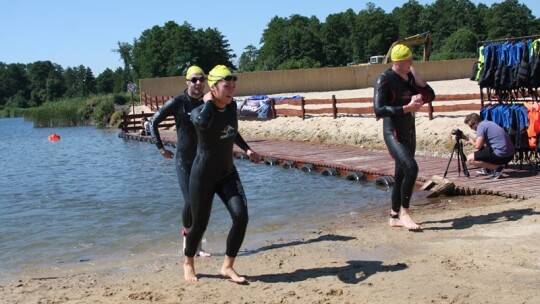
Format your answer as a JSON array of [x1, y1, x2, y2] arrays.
[[48, 133, 61, 141]]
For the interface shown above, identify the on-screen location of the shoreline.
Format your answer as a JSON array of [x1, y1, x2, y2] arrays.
[[4, 78, 540, 303], [3, 194, 538, 303]]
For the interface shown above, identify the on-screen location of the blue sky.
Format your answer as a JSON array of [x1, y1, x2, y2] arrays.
[[1, 1, 538, 75]]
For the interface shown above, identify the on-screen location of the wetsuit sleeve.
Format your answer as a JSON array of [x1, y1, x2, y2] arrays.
[[149, 98, 178, 150], [191, 101, 214, 130], [373, 73, 405, 118], [234, 132, 251, 152], [415, 84, 435, 104]]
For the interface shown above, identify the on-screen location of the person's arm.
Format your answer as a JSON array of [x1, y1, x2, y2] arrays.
[[373, 73, 422, 117], [462, 130, 485, 150], [149, 97, 178, 158], [234, 132, 261, 163], [191, 97, 214, 130], [410, 67, 435, 103]]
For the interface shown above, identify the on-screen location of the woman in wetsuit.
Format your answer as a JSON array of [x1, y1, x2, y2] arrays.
[[373, 44, 435, 231], [148, 65, 210, 257], [184, 65, 260, 284]]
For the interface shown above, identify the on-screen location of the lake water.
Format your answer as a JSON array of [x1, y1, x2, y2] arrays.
[[0, 117, 392, 282]]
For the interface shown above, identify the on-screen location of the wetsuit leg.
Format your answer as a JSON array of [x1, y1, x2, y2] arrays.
[[185, 174, 215, 257], [386, 138, 418, 212], [391, 162, 404, 212], [175, 156, 193, 228], [215, 170, 248, 258]]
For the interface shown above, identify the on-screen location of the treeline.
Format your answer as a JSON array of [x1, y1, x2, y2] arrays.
[[239, 0, 540, 70], [1, 0, 539, 110], [0, 62, 131, 109]]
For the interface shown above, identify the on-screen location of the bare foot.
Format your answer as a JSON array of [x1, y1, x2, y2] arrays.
[[198, 249, 211, 257], [389, 217, 404, 227], [197, 241, 211, 257], [184, 257, 197, 282], [221, 267, 248, 284], [400, 211, 421, 231]]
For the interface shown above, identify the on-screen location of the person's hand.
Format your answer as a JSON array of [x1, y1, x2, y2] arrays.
[[160, 149, 174, 159], [407, 94, 423, 112], [246, 150, 261, 163], [203, 91, 213, 102]]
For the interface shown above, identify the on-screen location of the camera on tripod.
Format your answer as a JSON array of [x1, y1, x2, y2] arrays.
[[451, 128, 464, 139], [444, 128, 469, 177]]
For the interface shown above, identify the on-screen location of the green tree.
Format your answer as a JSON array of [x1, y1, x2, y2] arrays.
[[45, 64, 67, 102], [96, 68, 115, 94], [257, 14, 324, 70], [195, 27, 236, 72], [391, 0, 427, 38], [354, 3, 398, 62], [433, 27, 478, 59], [0, 63, 29, 108], [115, 41, 136, 82], [121, 21, 235, 79], [482, 0, 538, 39], [25, 61, 66, 106], [321, 9, 357, 66], [64, 65, 96, 98], [238, 44, 259, 72], [421, 0, 480, 51], [112, 67, 130, 94]]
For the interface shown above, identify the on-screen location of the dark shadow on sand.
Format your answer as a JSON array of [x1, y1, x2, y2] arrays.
[[253, 260, 406, 284], [421, 208, 539, 230], [200, 260, 407, 284], [239, 234, 356, 256]]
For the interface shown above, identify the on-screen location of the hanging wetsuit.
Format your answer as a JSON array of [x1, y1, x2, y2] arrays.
[[373, 69, 435, 213], [186, 100, 251, 258], [149, 91, 203, 229]]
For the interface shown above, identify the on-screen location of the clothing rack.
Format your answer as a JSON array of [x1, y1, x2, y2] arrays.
[[477, 34, 540, 45]]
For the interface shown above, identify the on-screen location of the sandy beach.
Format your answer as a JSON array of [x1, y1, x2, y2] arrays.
[[3, 78, 540, 303]]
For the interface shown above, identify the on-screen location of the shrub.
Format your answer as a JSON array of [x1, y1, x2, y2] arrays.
[[93, 99, 115, 128], [113, 94, 129, 105], [110, 110, 125, 128]]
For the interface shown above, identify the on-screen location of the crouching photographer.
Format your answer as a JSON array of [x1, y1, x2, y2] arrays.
[[460, 113, 515, 179]]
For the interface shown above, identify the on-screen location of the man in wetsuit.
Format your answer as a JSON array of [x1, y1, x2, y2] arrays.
[[148, 65, 210, 257], [184, 65, 260, 284], [373, 44, 435, 231]]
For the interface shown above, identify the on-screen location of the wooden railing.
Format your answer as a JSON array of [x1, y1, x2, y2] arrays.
[[133, 92, 482, 124], [269, 93, 481, 120], [141, 92, 174, 111], [120, 111, 174, 134]]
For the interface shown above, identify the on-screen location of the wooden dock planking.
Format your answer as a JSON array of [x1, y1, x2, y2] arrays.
[[120, 132, 539, 199], [233, 139, 539, 199]]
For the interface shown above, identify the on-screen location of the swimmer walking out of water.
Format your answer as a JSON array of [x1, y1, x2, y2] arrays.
[[149, 65, 211, 257], [184, 65, 261, 283], [373, 44, 435, 231]]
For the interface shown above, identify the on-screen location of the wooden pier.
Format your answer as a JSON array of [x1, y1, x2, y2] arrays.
[[120, 132, 539, 200]]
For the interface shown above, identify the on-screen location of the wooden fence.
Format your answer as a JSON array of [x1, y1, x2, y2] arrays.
[[120, 111, 174, 134], [267, 93, 481, 120], [121, 91, 482, 133]]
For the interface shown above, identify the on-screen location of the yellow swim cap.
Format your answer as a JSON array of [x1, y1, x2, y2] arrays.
[[185, 65, 204, 79], [391, 44, 413, 62], [208, 65, 233, 87]]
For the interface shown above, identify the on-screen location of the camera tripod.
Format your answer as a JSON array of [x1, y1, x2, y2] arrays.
[[443, 137, 470, 178]]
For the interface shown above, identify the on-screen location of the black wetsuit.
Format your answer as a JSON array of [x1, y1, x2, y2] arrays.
[[149, 91, 203, 229], [186, 100, 251, 258], [373, 69, 435, 213]]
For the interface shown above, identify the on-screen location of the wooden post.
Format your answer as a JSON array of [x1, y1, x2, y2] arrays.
[[131, 91, 135, 115], [301, 97, 306, 120], [332, 94, 337, 119], [270, 98, 276, 119], [121, 112, 128, 133]]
